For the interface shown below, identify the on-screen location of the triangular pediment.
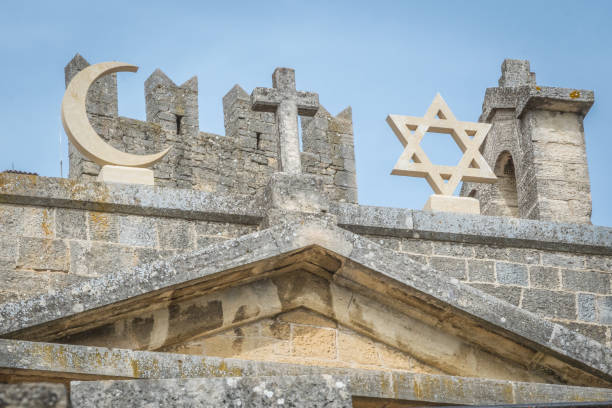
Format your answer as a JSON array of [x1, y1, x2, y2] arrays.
[[0, 220, 610, 388]]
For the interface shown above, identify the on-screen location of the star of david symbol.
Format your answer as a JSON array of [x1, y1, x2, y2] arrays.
[[387, 93, 497, 196]]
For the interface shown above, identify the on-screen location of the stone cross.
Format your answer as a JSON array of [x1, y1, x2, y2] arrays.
[[251, 68, 319, 174]]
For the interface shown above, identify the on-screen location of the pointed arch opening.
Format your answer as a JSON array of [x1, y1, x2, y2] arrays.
[[493, 151, 519, 217]]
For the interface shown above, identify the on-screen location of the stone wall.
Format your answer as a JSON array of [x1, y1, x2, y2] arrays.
[[1, 175, 610, 348], [0, 190, 257, 303], [363, 233, 612, 346], [65, 54, 357, 202], [166, 307, 446, 376]]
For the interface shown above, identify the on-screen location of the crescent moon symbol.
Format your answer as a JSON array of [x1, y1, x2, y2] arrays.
[[61, 62, 170, 167]]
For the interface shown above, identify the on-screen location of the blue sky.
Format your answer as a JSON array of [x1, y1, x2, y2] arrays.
[[1, 1, 611, 225]]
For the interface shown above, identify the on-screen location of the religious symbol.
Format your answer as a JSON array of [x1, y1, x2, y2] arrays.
[[62, 62, 170, 185], [387, 94, 497, 213], [251, 68, 319, 174]]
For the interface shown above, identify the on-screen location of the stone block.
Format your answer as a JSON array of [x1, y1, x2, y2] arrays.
[[88, 211, 119, 242], [263, 172, 329, 214], [197, 235, 230, 249], [496, 262, 528, 286], [522, 289, 576, 320], [364, 235, 401, 251], [577, 293, 597, 322], [70, 376, 352, 408], [201, 335, 281, 359], [0, 204, 23, 235], [597, 296, 612, 325], [338, 329, 380, 366], [158, 218, 194, 250], [433, 241, 475, 257], [22, 207, 55, 238], [529, 266, 560, 289], [467, 260, 495, 283], [194, 221, 256, 238], [585, 255, 612, 272], [0, 234, 18, 261], [98, 165, 154, 186], [55, 208, 87, 240], [118, 215, 157, 248], [541, 252, 586, 269], [562, 269, 611, 294], [260, 318, 291, 340], [400, 238, 433, 255], [507, 248, 541, 265], [429, 256, 467, 280], [558, 321, 607, 344], [279, 308, 337, 328], [474, 245, 509, 262], [134, 248, 175, 265], [17, 237, 69, 272], [0, 269, 60, 302], [292, 325, 337, 359], [331, 203, 413, 235], [469, 283, 522, 306], [0, 383, 68, 408], [69, 241, 135, 277], [423, 195, 480, 214]]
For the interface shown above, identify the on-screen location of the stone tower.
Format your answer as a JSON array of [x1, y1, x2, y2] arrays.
[[461, 59, 593, 223]]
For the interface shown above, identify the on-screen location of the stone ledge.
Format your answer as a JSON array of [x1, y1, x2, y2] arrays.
[[332, 203, 612, 255], [0, 382, 68, 408], [480, 86, 594, 122], [516, 86, 594, 118], [1, 339, 612, 405], [0, 173, 264, 224], [1, 174, 610, 256], [70, 375, 352, 408]]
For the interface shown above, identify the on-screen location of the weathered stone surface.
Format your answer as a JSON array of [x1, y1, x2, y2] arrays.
[[0, 383, 68, 408], [55, 208, 87, 240], [0, 173, 264, 224], [16, 237, 69, 272], [597, 296, 612, 325], [71, 376, 351, 408], [522, 289, 576, 320], [2, 339, 612, 405], [468, 283, 522, 306], [1, 220, 610, 382], [562, 269, 611, 294], [468, 260, 495, 282], [429, 256, 467, 279], [496, 262, 528, 286], [577, 293, 597, 322], [529, 266, 560, 289], [118, 215, 157, 248]]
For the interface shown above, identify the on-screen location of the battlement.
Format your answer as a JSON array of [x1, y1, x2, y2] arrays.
[[65, 54, 358, 202]]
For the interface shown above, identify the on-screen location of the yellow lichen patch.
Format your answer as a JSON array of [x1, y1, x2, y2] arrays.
[[41, 209, 53, 237], [90, 212, 110, 230], [569, 90, 581, 99], [130, 359, 140, 377]]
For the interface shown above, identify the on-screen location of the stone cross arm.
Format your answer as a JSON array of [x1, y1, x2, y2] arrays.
[[249, 67, 320, 174], [251, 88, 319, 116]]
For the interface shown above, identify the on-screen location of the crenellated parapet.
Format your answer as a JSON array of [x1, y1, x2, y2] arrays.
[[301, 106, 357, 203], [64, 54, 358, 201]]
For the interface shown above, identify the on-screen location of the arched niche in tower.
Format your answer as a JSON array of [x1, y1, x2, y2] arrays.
[[492, 151, 519, 217]]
